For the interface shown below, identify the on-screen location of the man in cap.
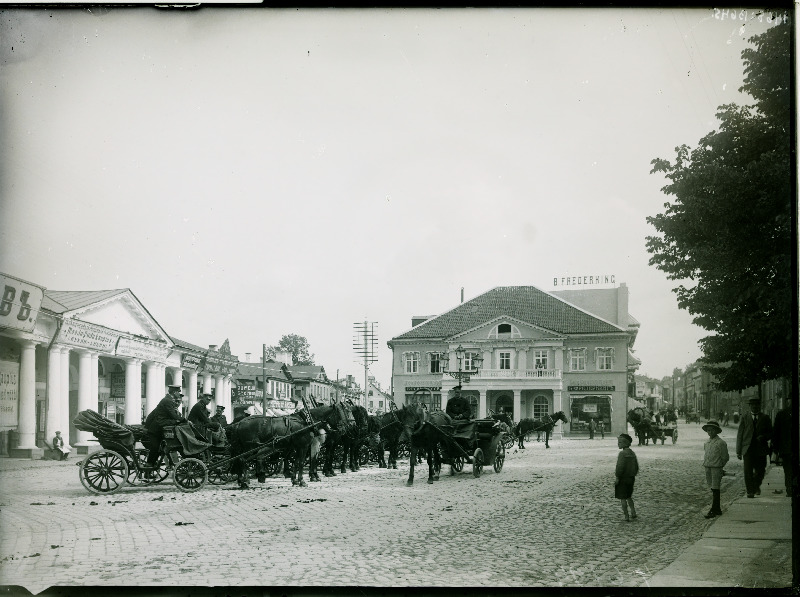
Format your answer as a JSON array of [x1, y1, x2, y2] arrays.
[[210, 404, 228, 429], [188, 393, 221, 440], [736, 397, 773, 498], [143, 384, 188, 468]]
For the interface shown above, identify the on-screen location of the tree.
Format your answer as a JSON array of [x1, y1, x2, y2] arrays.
[[646, 19, 793, 392], [266, 334, 315, 366]]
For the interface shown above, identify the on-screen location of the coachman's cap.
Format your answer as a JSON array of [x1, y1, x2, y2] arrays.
[[216, 405, 225, 410], [168, 385, 184, 395], [747, 397, 761, 403], [200, 393, 213, 399]]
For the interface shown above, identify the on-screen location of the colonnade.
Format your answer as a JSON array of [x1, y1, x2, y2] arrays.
[[8, 338, 234, 456]]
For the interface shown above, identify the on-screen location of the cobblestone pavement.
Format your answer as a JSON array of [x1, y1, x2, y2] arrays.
[[0, 423, 748, 593]]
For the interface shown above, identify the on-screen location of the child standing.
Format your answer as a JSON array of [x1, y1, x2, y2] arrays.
[[702, 419, 729, 518], [615, 433, 639, 521]]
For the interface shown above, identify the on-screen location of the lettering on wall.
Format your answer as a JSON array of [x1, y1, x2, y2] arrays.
[[553, 275, 615, 287], [55, 319, 120, 352], [0, 360, 19, 428], [0, 274, 45, 333], [115, 337, 169, 362]]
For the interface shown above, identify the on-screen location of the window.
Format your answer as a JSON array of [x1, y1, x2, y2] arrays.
[[429, 352, 443, 373], [403, 352, 420, 374], [596, 347, 614, 370], [533, 350, 548, 370], [533, 395, 550, 419], [569, 348, 586, 371], [499, 352, 511, 370], [488, 323, 521, 339], [463, 352, 478, 370]]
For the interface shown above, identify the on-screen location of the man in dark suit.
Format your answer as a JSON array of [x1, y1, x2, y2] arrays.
[[188, 393, 220, 440], [736, 396, 773, 498], [144, 385, 188, 467], [772, 396, 792, 497], [210, 405, 228, 428]]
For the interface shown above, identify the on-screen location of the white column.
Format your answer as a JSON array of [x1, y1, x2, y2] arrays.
[[172, 367, 183, 388], [202, 373, 212, 395], [124, 358, 143, 425], [60, 348, 72, 446], [75, 350, 95, 446], [145, 362, 161, 415], [478, 389, 487, 418], [90, 353, 99, 411], [555, 347, 564, 375], [225, 376, 233, 414], [213, 375, 224, 410], [45, 345, 62, 443], [16, 340, 38, 449], [512, 389, 521, 423], [187, 370, 198, 410], [553, 388, 564, 440]]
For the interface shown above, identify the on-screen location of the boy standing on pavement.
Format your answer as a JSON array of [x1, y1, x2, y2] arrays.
[[702, 419, 729, 518], [615, 433, 639, 522]]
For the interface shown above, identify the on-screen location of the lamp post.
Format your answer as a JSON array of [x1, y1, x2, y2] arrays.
[[441, 345, 483, 403]]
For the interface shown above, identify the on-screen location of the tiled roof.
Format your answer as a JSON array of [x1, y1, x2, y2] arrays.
[[287, 365, 327, 380], [237, 361, 290, 380], [170, 337, 208, 353], [392, 286, 624, 341], [43, 289, 129, 314]]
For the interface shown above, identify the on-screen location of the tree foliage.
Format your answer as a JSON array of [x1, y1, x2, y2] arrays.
[[646, 20, 793, 392], [266, 333, 315, 366]]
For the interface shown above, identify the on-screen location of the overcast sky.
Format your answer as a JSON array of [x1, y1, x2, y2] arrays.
[[0, 7, 783, 389]]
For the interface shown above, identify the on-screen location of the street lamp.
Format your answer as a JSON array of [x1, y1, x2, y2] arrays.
[[441, 344, 484, 398]]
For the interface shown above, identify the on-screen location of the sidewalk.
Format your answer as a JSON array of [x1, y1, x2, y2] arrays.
[[643, 464, 794, 588]]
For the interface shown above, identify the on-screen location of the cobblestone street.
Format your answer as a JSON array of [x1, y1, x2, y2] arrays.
[[0, 423, 748, 593]]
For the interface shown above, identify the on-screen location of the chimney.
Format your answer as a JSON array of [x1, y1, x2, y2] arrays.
[[461, 287, 464, 303], [617, 283, 629, 327], [245, 352, 251, 363], [209, 344, 218, 351]]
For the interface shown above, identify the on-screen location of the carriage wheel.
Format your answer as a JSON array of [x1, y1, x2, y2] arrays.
[[173, 458, 207, 492], [673, 429, 678, 444], [207, 459, 232, 485], [451, 456, 464, 474], [264, 457, 283, 477], [80, 450, 128, 495], [130, 449, 169, 485], [358, 444, 370, 466], [472, 448, 484, 478], [493, 442, 505, 473]]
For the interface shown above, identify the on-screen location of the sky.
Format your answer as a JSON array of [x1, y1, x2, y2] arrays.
[[0, 7, 786, 390]]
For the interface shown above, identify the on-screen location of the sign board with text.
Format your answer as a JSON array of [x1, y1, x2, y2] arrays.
[[55, 319, 120, 352], [0, 274, 45, 333], [115, 337, 169, 362], [201, 354, 238, 376], [0, 360, 19, 429]]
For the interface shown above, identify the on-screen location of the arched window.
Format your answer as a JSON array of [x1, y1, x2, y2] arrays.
[[533, 395, 550, 419], [488, 323, 521, 339]]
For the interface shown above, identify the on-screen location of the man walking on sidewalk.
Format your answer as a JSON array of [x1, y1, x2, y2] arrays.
[[736, 396, 772, 498], [772, 396, 792, 497]]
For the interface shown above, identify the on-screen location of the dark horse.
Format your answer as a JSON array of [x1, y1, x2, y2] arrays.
[[627, 407, 657, 445], [515, 411, 569, 449], [227, 403, 353, 489], [319, 402, 369, 476], [375, 405, 406, 469], [395, 404, 453, 486]]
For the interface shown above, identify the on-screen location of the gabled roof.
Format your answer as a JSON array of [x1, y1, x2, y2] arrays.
[[392, 286, 625, 341], [236, 360, 292, 381], [287, 365, 328, 382], [43, 289, 129, 314]]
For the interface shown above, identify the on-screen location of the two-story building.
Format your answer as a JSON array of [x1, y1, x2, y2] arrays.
[[387, 284, 639, 437]]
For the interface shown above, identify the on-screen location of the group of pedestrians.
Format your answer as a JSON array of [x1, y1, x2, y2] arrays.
[[613, 394, 792, 523]]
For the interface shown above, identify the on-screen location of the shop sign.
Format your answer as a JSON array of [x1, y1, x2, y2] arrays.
[[110, 372, 125, 398], [201, 354, 238, 376], [116, 337, 169, 362], [0, 360, 19, 428], [405, 384, 442, 391], [0, 274, 45, 333], [568, 385, 615, 392], [234, 382, 258, 401], [56, 319, 120, 352], [180, 353, 202, 370], [553, 274, 615, 287], [582, 404, 598, 413]]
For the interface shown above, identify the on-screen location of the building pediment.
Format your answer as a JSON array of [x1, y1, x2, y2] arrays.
[[450, 316, 563, 343], [51, 289, 172, 345]]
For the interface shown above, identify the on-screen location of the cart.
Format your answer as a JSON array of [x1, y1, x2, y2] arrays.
[[428, 418, 505, 477], [650, 422, 679, 445]]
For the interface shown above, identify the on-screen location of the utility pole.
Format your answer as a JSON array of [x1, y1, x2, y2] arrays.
[[353, 321, 378, 409], [262, 344, 268, 415]]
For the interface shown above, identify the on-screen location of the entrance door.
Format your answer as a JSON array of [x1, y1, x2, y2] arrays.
[[495, 395, 513, 419]]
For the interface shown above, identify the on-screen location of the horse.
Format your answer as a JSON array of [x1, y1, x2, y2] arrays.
[[394, 404, 451, 486], [375, 405, 405, 469], [227, 402, 353, 489], [627, 408, 657, 445], [515, 411, 569, 449], [318, 401, 368, 476]]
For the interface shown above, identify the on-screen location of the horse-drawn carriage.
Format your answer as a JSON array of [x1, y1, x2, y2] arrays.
[[627, 407, 679, 445], [73, 408, 327, 494], [437, 417, 506, 477], [647, 422, 679, 444]]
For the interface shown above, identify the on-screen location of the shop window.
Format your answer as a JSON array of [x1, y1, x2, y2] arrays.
[[406, 391, 441, 411]]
